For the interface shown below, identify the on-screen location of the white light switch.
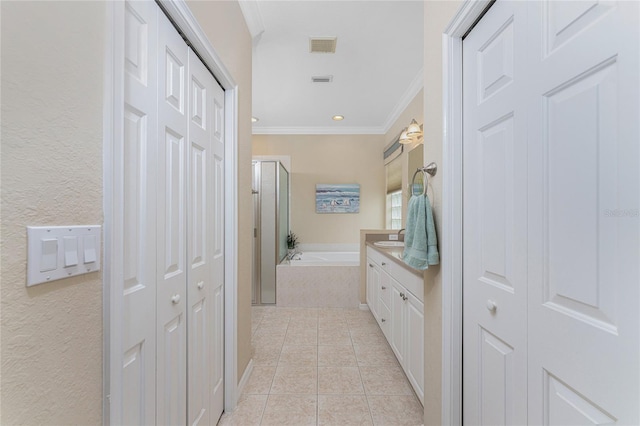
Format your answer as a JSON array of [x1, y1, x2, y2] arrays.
[[84, 235, 97, 264], [64, 236, 79, 267], [27, 225, 101, 286], [40, 238, 58, 272]]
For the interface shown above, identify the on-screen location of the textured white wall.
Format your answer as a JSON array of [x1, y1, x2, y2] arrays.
[[1, 1, 105, 424]]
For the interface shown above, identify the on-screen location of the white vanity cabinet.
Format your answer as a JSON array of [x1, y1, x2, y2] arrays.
[[366, 246, 424, 403]]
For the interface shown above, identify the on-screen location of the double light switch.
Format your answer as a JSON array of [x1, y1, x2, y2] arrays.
[[27, 225, 102, 287]]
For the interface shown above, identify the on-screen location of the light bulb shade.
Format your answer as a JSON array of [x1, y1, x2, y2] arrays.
[[399, 128, 412, 144], [406, 119, 422, 137]]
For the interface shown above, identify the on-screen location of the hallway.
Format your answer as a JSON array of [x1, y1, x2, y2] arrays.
[[218, 307, 424, 425]]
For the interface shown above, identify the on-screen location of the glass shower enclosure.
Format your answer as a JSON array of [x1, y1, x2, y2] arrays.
[[252, 160, 289, 304]]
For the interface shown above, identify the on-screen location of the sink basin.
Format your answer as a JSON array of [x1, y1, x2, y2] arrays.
[[373, 241, 405, 248]]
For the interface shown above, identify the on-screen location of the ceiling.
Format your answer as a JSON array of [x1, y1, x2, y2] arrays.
[[241, 1, 424, 135]]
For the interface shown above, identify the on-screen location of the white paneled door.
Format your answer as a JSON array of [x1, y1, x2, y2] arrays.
[[157, 10, 189, 424], [120, 2, 225, 424], [122, 1, 158, 424], [463, 1, 639, 424]]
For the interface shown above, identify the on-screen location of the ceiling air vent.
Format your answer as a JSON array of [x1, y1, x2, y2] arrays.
[[309, 37, 337, 54], [311, 75, 333, 83]]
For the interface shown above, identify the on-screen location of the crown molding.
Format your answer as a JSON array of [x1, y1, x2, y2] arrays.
[[237, 0, 265, 39], [252, 126, 386, 135], [380, 68, 424, 134]]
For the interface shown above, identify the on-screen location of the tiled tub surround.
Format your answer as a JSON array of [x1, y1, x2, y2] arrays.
[[276, 252, 360, 308], [218, 306, 424, 426]]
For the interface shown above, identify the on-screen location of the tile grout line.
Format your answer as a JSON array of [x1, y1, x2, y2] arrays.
[[350, 313, 377, 426]]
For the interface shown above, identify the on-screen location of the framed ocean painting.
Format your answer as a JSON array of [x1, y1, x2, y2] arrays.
[[315, 184, 360, 213]]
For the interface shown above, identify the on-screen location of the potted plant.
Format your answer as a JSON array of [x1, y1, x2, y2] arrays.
[[287, 231, 299, 258]]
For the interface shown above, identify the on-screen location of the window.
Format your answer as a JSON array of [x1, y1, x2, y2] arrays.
[[386, 190, 402, 229]]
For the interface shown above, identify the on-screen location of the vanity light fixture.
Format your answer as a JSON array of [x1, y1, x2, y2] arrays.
[[252, 117, 259, 123], [406, 118, 423, 137], [399, 127, 412, 144], [332, 115, 345, 121]]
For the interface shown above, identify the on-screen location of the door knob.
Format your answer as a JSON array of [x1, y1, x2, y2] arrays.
[[197, 281, 204, 290], [171, 294, 181, 304], [486, 299, 497, 312]]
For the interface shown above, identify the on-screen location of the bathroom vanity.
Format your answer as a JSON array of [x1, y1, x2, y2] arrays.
[[365, 242, 424, 404]]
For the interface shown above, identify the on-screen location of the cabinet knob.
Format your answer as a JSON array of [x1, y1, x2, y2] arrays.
[[381, 262, 386, 266], [486, 299, 497, 312], [381, 286, 386, 290], [369, 263, 374, 268], [171, 294, 181, 304], [197, 281, 204, 290], [400, 292, 405, 299], [403, 295, 408, 301], [381, 318, 386, 322]]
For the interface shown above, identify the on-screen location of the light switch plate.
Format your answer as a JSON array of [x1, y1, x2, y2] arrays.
[[27, 225, 101, 287]]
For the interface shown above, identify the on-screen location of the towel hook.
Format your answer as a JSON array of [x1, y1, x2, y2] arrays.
[[411, 162, 437, 197]]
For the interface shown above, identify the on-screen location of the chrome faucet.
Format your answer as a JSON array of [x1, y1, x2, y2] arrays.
[[287, 251, 303, 261]]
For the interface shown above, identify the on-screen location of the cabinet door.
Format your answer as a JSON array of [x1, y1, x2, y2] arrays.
[[390, 278, 405, 365], [405, 291, 424, 403], [378, 271, 392, 338], [366, 258, 380, 319]]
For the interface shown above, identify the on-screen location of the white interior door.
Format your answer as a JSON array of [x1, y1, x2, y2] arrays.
[[463, 1, 639, 424], [157, 10, 189, 424], [526, 1, 639, 424], [462, 1, 529, 424], [117, 2, 225, 424], [121, 1, 158, 424], [187, 48, 225, 425]]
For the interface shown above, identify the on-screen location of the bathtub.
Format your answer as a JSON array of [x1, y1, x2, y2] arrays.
[[276, 251, 360, 308], [286, 251, 359, 267]]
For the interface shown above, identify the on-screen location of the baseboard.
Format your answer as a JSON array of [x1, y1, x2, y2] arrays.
[[236, 358, 254, 401], [359, 304, 370, 311]]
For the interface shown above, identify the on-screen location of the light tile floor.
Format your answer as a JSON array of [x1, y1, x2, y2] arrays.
[[218, 306, 424, 426]]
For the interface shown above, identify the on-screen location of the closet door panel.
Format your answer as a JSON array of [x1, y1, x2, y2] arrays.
[[187, 50, 215, 426], [156, 11, 188, 425], [121, 1, 157, 424]]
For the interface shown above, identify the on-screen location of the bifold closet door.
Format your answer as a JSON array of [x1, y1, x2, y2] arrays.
[[120, 2, 225, 424], [187, 40, 226, 424], [156, 10, 189, 424], [463, 1, 639, 424], [122, 1, 158, 424], [462, 1, 529, 423]]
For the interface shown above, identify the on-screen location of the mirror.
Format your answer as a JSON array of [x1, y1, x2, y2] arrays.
[[407, 143, 424, 196], [385, 156, 402, 229]]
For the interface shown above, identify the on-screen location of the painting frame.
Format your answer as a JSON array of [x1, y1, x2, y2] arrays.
[[315, 184, 360, 214]]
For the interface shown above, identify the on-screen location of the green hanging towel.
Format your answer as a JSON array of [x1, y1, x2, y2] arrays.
[[402, 194, 439, 270]]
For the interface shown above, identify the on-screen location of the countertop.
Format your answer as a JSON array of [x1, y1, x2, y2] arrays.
[[365, 241, 423, 277]]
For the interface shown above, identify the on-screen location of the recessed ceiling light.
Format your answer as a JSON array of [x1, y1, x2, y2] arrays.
[[252, 117, 259, 123], [332, 115, 344, 121]]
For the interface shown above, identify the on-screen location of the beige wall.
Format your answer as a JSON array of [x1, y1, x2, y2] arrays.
[[253, 135, 386, 244], [422, 2, 462, 425], [0, 1, 253, 423], [0, 2, 105, 424], [185, 0, 254, 387]]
